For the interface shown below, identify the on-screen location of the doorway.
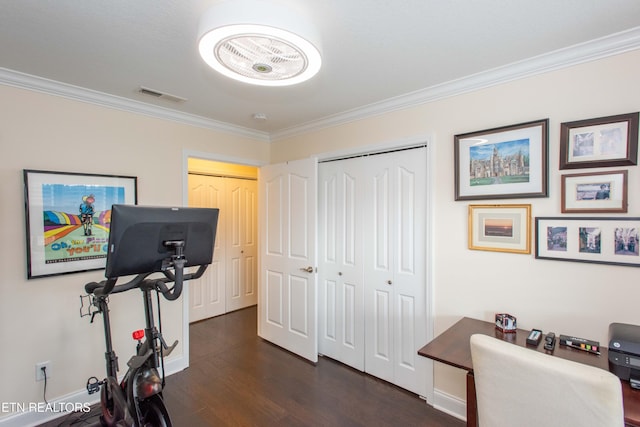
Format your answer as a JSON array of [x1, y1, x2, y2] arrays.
[[187, 158, 258, 322]]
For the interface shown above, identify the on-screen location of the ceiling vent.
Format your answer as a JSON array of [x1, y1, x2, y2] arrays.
[[137, 86, 187, 103]]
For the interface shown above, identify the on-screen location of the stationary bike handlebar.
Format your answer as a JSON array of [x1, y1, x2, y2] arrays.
[[84, 264, 208, 300]]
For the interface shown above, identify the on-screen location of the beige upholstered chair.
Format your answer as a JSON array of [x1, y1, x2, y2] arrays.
[[470, 333, 624, 427]]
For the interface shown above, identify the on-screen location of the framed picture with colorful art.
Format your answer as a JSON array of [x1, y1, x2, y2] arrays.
[[23, 170, 137, 279]]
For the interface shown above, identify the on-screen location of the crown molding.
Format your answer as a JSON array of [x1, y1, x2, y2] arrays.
[[2, 27, 639, 144], [0, 67, 271, 143], [271, 26, 640, 141]]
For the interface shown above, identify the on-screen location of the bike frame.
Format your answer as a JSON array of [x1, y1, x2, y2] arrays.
[[84, 242, 207, 427]]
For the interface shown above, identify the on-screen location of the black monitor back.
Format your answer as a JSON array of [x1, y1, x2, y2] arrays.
[[105, 205, 219, 278]]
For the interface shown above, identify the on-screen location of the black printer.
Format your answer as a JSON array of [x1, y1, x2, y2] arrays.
[[609, 322, 640, 389]]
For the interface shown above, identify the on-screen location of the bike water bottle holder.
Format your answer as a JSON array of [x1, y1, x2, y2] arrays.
[[79, 294, 103, 322]]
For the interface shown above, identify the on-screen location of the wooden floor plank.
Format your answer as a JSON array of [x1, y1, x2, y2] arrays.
[[40, 306, 465, 426]]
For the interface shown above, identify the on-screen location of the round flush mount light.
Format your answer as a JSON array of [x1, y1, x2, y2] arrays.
[[198, 1, 322, 86]]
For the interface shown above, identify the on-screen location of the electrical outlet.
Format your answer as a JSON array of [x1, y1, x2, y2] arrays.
[[35, 361, 51, 382]]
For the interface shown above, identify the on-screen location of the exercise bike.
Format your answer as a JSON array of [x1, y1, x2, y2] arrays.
[[82, 242, 206, 426], [80, 204, 219, 427]]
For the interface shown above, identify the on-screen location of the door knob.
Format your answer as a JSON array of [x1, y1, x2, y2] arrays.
[[387, 280, 392, 285], [300, 266, 314, 273]]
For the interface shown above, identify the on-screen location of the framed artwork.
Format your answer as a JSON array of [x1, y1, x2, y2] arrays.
[[455, 119, 549, 200], [24, 170, 137, 279], [468, 204, 531, 254], [559, 112, 639, 169], [535, 217, 640, 267], [561, 170, 628, 213]]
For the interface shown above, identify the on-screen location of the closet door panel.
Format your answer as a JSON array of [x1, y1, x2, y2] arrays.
[[188, 174, 226, 322], [226, 178, 258, 311], [390, 150, 428, 397], [323, 279, 337, 341], [364, 163, 395, 380], [318, 160, 364, 370], [397, 166, 416, 275], [373, 169, 391, 271], [343, 282, 356, 348]]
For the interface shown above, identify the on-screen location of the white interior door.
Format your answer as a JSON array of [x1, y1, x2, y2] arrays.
[[318, 147, 429, 396], [318, 158, 365, 370], [226, 177, 258, 312], [363, 148, 427, 396], [188, 174, 226, 322], [259, 158, 318, 363]]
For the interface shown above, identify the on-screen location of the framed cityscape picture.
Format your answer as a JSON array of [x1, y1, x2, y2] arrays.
[[535, 217, 640, 267], [455, 119, 549, 200], [23, 169, 137, 279]]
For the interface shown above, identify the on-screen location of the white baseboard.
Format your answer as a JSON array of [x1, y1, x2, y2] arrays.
[[431, 388, 467, 422], [0, 356, 186, 427]]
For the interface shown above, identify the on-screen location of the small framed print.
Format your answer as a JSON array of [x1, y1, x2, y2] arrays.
[[535, 217, 640, 267], [455, 119, 549, 200], [561, 170, 628, 213], [559, 112, 639, 169], [468, 204, 531, 254]]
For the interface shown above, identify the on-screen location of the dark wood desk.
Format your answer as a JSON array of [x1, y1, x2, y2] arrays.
[[418, 317, 640, 427]]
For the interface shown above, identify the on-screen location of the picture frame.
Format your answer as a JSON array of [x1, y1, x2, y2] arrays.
[[561, 170, 628, 213], [455, 119, 549, 200], [559, 112, 639, 169], [535, 217, 640, 267], [468, 204, 531, 254], [24, 170, 137, 279]]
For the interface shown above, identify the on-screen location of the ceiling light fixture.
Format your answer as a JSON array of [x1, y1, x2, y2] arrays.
[[197, 0, 322, 86]]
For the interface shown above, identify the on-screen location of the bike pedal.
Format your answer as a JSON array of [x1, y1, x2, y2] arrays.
[[86, 376, 103, 395]]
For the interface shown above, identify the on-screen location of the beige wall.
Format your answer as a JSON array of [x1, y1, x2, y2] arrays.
[[1, 48, 639, 421], [271, 49, 640, 401], [0, 85, 269, 420]]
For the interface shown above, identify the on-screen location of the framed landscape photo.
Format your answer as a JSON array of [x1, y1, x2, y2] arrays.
[[535, 217, 640, 267], [468, 204, 531, 254], [559, 112, 639, 169], [455, 119, 549, 200], [24, 170, 137, 279], [561, 170, 627, 213]]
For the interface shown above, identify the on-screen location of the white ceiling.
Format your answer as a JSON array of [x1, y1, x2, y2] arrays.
[[1, 1, 639, 141]]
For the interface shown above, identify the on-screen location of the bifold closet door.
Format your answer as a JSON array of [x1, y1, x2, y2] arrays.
[[318, 157, 366, 371], [189, 174, 258, 321], [363, 148, 427, 397], [188, 174, 226, 322], [225, 177, 258, 312], [318, 147, 428, 397]]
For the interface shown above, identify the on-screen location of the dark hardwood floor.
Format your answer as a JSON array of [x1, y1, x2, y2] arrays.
[[43, 306, 464, 426]]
